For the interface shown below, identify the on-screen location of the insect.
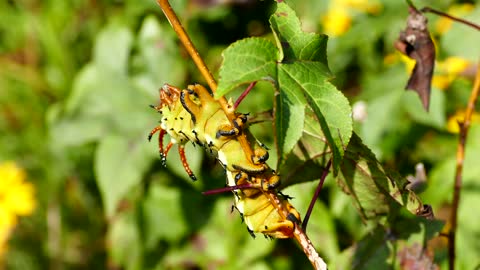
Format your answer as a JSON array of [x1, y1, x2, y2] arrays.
[[225, 170, 301, 238], [149, 83, 301, 238]]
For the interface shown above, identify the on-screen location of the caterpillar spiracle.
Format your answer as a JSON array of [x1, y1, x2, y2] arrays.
[[148, 83, 301, 238]]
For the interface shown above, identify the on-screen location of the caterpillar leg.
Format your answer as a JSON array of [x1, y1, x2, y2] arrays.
[[247, 131, 269, 164], [216, 124, 240, 138], [149, 104, 162, 111], [148, 126, 172, 167], [251, 147, 269, 164], [233, 172, 280, 193], [163, 142, 173, 167], [178, 145, 197, 181], [148, 126, 162, 142], [148, 126, 169, 166]]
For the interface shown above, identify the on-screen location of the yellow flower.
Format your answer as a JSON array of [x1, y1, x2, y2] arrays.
[[432, 57, 470, 90], [435, 4, 474, 35], [446, 110, 480, 133], [322, 6, 352, 36], [338, 0, 382, 14], [322, 0, 382, 37], [0, 161, 36, 257]]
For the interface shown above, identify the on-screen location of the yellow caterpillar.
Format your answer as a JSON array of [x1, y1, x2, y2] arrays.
[[149, 83, 301, 238]]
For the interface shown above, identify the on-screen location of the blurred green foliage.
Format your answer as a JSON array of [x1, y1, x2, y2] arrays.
[[1, 0, 479, 269]]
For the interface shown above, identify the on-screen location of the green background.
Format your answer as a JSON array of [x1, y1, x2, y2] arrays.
[[1, 0, 479, 269]]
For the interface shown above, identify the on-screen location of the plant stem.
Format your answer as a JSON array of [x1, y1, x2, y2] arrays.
[[420, 7, 480, 31], [156, 1, 327, 269], [265, 191, 328, 270], [449, 62, 480, 270], [156, 0, 254, 158], [302, 159, 331, 232], [234, 81, 257, 110], [156, 0, 217, 92], [404, 0, 416, 10]]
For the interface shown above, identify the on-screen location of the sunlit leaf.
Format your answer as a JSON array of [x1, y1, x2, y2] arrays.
[[217, 2, 352, 171], [216, 38, 278, 97]]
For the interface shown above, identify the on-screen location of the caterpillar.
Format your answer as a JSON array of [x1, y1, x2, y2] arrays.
[[149, 83, 301, 238]]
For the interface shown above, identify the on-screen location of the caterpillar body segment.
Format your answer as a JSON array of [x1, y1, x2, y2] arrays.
[[149, 83, 301, 238], [150, 83, 268, 179], [226, 170, 301, 239]]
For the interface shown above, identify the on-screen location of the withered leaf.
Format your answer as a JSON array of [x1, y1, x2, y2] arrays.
[[395, 7, 436, 111]]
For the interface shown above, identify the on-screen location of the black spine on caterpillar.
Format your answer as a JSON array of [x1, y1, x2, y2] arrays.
[[149, 83, 301, 238]]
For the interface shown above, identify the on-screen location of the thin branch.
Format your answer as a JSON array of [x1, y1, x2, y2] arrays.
[[302, 159, 332, 232], [449, 62, 480, 270], [156, 0, 255, 159], [420, 7, 480, 31], [265, 191, 328, 270], [234, 81, 257, 110], [202, 183, 253, 195], [157, 0, 217, 92], [404, 0, 417, 10], [156, 1, 326, 269]]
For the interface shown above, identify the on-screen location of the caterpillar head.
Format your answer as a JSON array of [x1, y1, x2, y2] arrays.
[[159, 83, 181, 108]]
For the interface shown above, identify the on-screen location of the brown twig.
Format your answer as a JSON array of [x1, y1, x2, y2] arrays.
[[156, 1, 326, 269], [449, 62, 480, 270], [420, 7, 480, 31], [156, 0, 217, 91], [265, 191, 328, 270]]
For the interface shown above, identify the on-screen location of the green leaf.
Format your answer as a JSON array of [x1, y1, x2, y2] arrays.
[[95, 135, 154, 217], [161, 198, 275, 269], [359, 89, 404, 159], [216, 38, 278, 97], [279, 108, 331, 187], [93, 21, 133, 75], [274, 78, 306, 167], [142, 184, 188, 247], [49, 19, 157, 148], [338, 217, 443, 269], [133, 15, 186, 93], [279, 62, 352, 171], [49, 63, 155, 147], [269, 1, 328, 63], [338, 133, 425, 221], [217, 2, 352, 171], [350, 226, 390, 270], [109, 211, 143, 270]]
